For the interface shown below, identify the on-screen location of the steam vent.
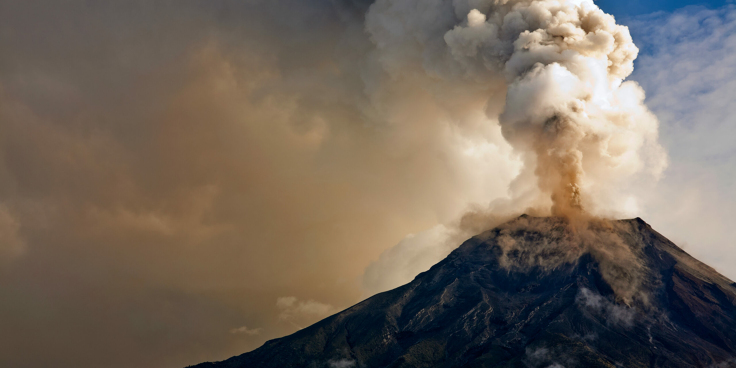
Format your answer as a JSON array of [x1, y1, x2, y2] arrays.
[[190, 216, 736, 368]]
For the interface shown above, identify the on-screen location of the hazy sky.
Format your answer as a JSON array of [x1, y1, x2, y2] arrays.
[[0, 1, 734, 368]]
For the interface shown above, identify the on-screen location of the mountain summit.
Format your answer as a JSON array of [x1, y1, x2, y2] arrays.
[[191, 216, 736, 368]]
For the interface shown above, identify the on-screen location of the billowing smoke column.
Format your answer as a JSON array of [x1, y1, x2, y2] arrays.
[[366, 0, 666, 217]]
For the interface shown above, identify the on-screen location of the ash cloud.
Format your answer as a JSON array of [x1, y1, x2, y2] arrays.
[[0, 0, 669, 367], [366, 0, 667, 217], [361, 0, 667, 294], [487, 216, 646, 302]]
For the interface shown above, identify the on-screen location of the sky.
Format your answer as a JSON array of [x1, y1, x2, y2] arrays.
[[626, 4, 736, 279], [596, 0, 731, 16], [0, 1, 734, 368]]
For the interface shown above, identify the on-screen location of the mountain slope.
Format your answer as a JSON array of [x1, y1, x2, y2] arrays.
[[190, 216, 736, 368]]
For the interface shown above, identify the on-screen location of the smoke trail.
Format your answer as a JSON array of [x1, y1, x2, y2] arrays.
[[366, 0, 667, 217]]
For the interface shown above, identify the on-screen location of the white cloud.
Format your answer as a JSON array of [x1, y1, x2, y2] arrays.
[[361, 224, 463, 296], [328, 358, 356, 368], [361, 211, 519, 296], [524, 346, 569, 368], [229, 326, 262, 336], [627, 5, 736, 280], [576, 288, 635, 327], [276, 297, 338, 328]]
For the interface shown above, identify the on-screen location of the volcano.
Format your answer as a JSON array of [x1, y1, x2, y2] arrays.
[[190, 216, 736, 368]]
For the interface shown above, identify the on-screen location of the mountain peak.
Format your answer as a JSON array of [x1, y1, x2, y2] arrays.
[[192, 216, 736, 368]]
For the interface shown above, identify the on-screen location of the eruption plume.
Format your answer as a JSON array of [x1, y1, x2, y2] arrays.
[[366, 0, 667, 217], [362, 0, 669, 295]]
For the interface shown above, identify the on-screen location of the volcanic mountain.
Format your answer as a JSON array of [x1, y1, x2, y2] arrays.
[[191, 216, 736, 368]]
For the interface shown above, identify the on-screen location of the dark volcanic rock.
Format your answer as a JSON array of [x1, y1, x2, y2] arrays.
[[190, 216, 736, 368]]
